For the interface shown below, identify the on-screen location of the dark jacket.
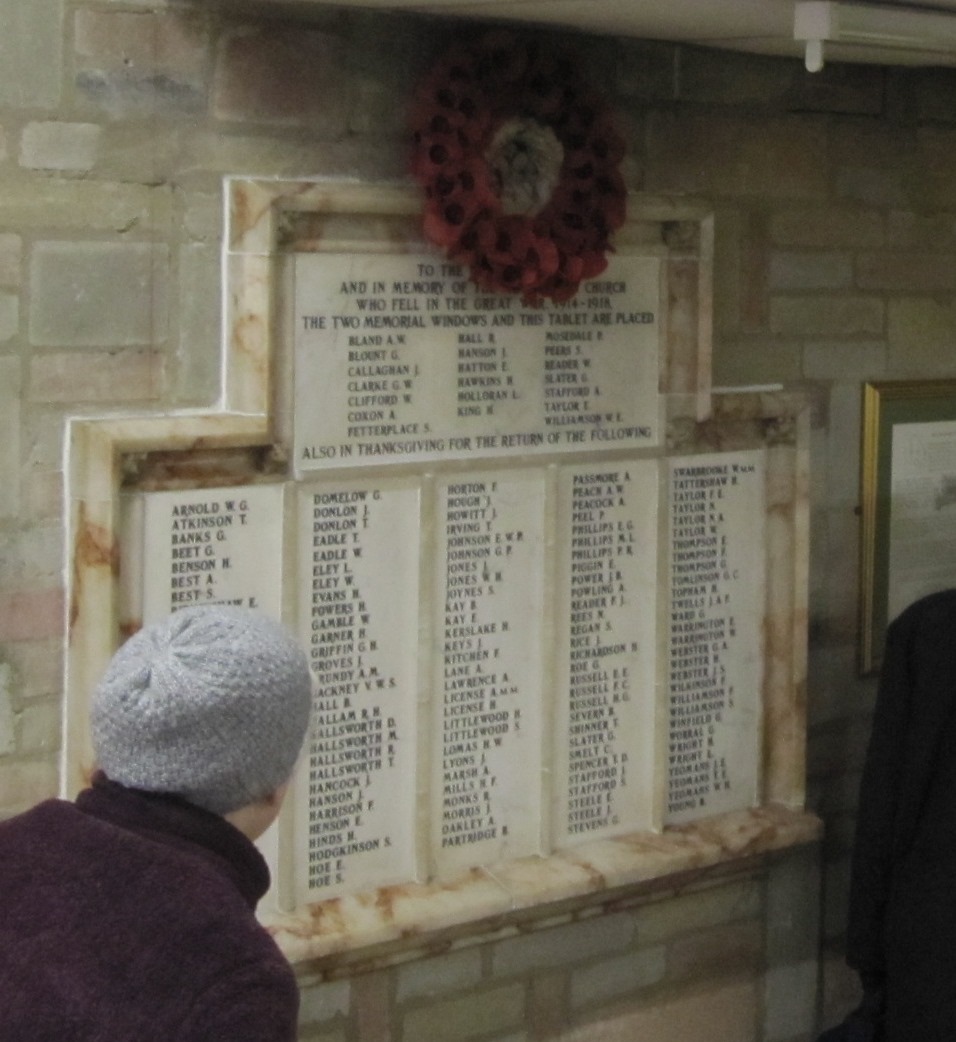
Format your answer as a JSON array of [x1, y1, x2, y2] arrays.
[[844, 588, 956, 1040], [0, 775, 298, 1041]]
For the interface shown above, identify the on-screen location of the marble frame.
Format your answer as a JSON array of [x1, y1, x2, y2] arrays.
[[63, 179, 819, 968]]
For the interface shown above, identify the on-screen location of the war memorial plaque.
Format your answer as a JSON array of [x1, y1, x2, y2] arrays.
[[130, 255, 774, 901], [64, 185, 819, 962]]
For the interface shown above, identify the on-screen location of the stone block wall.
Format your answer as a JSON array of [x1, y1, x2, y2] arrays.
[[4, 0, 956, 1038]]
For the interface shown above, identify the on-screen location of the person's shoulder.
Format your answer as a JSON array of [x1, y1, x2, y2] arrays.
[[0, 798, 81, 839], [0, 799, 96, 899], [891, 588, 956, 637]]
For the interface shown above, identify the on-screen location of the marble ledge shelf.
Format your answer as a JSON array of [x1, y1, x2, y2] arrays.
[[269, 803, 821, 971]]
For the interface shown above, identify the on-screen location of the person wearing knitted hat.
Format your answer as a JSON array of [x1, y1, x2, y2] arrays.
[[0, 605, 313, 1042]]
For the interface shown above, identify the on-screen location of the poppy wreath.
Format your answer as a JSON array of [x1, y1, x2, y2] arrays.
[[409, 32, 627, 305]]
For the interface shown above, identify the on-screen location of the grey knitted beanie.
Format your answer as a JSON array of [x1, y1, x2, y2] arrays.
[[91, 606, 312, 815]]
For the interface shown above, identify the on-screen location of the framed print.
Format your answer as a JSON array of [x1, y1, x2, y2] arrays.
[[860, 379, 956, 674]]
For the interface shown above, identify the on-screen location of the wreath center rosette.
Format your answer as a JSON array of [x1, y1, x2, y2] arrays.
[[410, 33, 627, 305]]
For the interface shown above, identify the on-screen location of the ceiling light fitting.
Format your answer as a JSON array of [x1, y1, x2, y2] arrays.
[[795, 1, 956, 72]]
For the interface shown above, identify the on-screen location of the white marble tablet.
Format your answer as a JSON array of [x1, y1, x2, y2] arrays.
[[294, 479, 422, 900], [552, 460, 661, 846], [430, 470, 547, 878], [293, 252, 662, 471], [665, 451, 766, 824]]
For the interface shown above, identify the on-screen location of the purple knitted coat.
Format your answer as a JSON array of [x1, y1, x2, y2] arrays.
[[0, 775, 298, 1041]]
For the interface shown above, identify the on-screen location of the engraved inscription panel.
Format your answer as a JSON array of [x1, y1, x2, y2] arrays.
[[293, 252, 662, 470], [553, 461, 660, 845], [665, 451, 765, 824], [432, 470, 546, 877], [295, 480, 421, 899], [140, 484, 285, 622]]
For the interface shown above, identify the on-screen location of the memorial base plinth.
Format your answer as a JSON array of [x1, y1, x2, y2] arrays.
[[269, 803, 821, 973]]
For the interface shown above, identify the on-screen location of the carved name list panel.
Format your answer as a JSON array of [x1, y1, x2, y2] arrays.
[[666, 453, 765, 824], [296, 480, 420, 900], [66, 184, 815, 964]]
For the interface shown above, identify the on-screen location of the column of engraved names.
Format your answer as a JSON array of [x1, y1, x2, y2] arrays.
[[540, 277, 655, 443], [565, 470, 636, 835], [296, 257, 452, 468], [140, 486, 284, 622], [667, 463, 737, 818], [542, 332, 602, 434], [343, 341, 424, 446], [305, 490, 395, 892], [437, 474, 543, 870], [455, 334, 518, 419], [166, 499, 243, 608]]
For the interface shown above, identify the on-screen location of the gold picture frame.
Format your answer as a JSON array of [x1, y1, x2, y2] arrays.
[[859, 379, 956, 674]]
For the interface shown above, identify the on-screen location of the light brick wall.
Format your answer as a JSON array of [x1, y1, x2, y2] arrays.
[[5, 1, 956, 1038]]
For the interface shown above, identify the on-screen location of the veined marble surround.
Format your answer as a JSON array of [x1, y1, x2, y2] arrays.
[[64, 179, 818, 968]]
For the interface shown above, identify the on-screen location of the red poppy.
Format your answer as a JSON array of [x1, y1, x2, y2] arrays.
[[410, 32, 627, 305]]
